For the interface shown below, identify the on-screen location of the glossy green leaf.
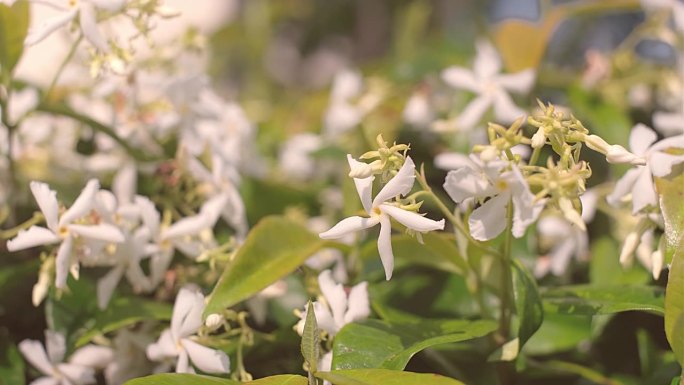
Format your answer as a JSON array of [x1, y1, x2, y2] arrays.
[[124, 373, 240, 385], [658, 172, 684, 365], [75, 296, 172, 347], [246, 375, 309, 385], [590, 237, 648, 286], [512, 259, 543, 350], [204, 216, 326, 317], [0, 0, 29, 77], [331, 318, 497, 370], [0, 341, 24, 385], [301, 300, 319, 380], [523, 313, 591, 355], [316, 369, 465, 385], [543, 285, 664, 316]]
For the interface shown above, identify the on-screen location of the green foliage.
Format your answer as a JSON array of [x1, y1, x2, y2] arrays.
[[124, 374, 241, 385], [331, 318, 496, 370], [659, 173, 684, 366], [0, 0, 29, 79], [300, 301, 319, 383], [246, 375, 309, 385], [511, 259, 543, 350], [0, 339, 24, 385], [543, 285, 665, 316], [315, 369, 465, 385], [204, 216, 326, 317], [523, 313, 592, 355]]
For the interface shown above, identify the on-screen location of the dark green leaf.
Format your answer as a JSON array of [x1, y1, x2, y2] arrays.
[[316, 369, 465, 385], [511, 259, 543, 350], [75, 296, 172, 347], [658, 172, 684, 365], [542, 285, 664, 316], [124, 373, 240, 385], [204, 216, 326, 317], [0, 0, 29, 77], [0, 340, 24, 385], [331, 318, 496, 370]]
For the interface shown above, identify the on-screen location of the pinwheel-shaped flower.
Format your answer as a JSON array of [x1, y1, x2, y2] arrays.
[[607, 124, 684, 214], [319, 156, 445, 280], [146, 287, 230, 374], [7, 180, 125, 289], [442, 39, 535, 130]]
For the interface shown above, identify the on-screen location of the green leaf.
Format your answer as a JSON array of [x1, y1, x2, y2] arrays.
[[0, 0, 29, 77], [75, 296, 172, 347], [590, 237, 649, 286], [331, 318, 497, 370], [361, 233, 468, 275], [523, 313, 591, 355], [124, 374, 239, 384], [542, 285, 665, 316], [245, 375, 308, 385], [316, 369, 465, 385], [658, 172, 684, 365], [0, 340, 24, 385], [511, 259, 543, 350], [301, 300, 319, 380], [204, 216, 326, 317]]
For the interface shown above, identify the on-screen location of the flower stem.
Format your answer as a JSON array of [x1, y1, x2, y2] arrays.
[[496, 199, 516, 385], [0, 211, 44, 239], [43, 34, 82, 103]]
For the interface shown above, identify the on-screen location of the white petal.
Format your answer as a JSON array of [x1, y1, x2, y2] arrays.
[[443, 168, 495, 203], [318, 270, 347, 328], [79, 2, 109, 52], [199, 194, 229, 227], [377, 215, 394, 280], [69, 345, 113, 369], [97, 266, 124, 309], [653, 111, 684, 136], [89, 0, 126, 11], [631, 168, 657, 214], [380, 204, 444, 232], [629, 123, 658, 156], [474, 39, 502, 79], [57, 363, 95, 384], [162, 215, 210, 240], [6, 226, 60, 251], [497, 69, 536, 94], [441, 66, 479, 92], [175, 349, 192, 374], [136, 196, 160, 235], [347, 155, 374, 213], [60, 179, 100, 226], [456, 95, 492, 130], [181, 339, 230, 373], [434, 152, 474, 171], [45, 330, 66, 364], [149, 250, 173, 287], [372, 156, 416, 207], [650, 152, 684, 177], [55, 237, 74, 289], [30, 181, 59, 233], [320, 351, 333, 372], [28, 377, 59, 385], [511, 195, 545, 239], [146, 329, 176, 361], [112, 163, 136, 205], [549, 239, 576, 276], [24, 9, 78, 46], [319, 216, 379, 239], [493, 90, 526, 123], [344, 281, 370, 324], [580, 189, 599, 223], [18, 340, 54, 376], [606, 168, 641, 207], [171, 287, 204, 341], [468, 194, 509, 241], [68, 223, 124, 243]]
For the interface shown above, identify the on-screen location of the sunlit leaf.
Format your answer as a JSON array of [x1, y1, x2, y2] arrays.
[[124, 374, 240, 385], [0, 0, 29, 77], [316, 369, 465, 385], [204, 216, 326, 317], [543, 285, 664, 316]]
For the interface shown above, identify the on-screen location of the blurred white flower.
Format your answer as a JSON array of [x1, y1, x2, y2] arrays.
[[295, 270, 369, 337], [403, 91, 434, 128], [443, 154, 544, 241], [606, 124, 684, 214], [146, 287, 230, 374], [319, 156, 444, 280], [19, 330, 109, 385], [7, 180, 125, 288], [279, 133, 323, 180], [442, 39, 535, 131]]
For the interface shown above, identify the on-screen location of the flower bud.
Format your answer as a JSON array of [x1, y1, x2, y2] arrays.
[[205, 313, 224, 330], [606, 145, 646, 165], [531, 127, 546, 148], [619, 231, 640, 267], [348, 161, 374, 178]]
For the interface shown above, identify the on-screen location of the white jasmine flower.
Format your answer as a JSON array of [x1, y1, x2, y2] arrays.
[[403, 91, 434, 128], [246, 280, 288, 325], [19, 330, 107, 385], [653, 110, 684, 136], [443, 154, 544, 241], [7, 180, 125, 288], [295, 270, 370, 337], [146, 287, 230, 374], [279, 133, 323, 181], [319, 156, 445, 280], [25, 0, 127, 51], [441, 39, 535, 130], [323, 69, 364, 137], [606, 124, 684, 214]]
